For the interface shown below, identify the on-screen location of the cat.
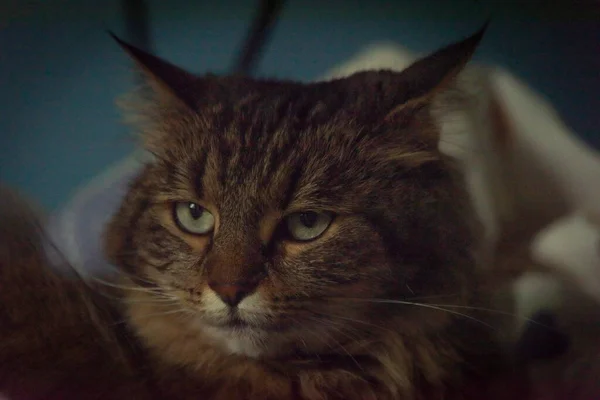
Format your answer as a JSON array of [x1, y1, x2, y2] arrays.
[[0, 24, 527, 399]]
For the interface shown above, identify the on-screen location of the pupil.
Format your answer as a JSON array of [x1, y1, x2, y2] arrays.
[[189, 203, 203, 220], [299, 212, 318, 228]]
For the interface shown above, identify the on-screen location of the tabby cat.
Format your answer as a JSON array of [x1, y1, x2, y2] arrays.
[[0, 25, 524, 399]]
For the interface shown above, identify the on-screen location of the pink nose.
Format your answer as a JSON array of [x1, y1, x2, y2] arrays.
[[208, 282, 256, 307]]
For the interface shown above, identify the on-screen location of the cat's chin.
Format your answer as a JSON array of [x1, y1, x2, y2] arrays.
[[198, 317, 318, 359], [199, 323, 272, 358]]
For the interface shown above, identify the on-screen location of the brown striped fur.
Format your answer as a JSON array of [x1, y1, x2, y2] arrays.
[[1, 25, 523, 399]]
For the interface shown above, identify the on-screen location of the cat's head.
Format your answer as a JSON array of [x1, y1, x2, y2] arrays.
[[105, 26, 486, 360]]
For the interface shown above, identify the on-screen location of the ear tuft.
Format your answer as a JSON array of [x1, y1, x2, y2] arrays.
[[109, 31, 198, 110], [386, 21, 490, 119]]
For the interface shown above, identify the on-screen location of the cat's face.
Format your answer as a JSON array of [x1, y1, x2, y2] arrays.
[[106, 29, 484, 359]]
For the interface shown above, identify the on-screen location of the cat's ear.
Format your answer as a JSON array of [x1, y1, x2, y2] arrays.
[[109, 32, 198, 110], [386, 22, 489, 120]]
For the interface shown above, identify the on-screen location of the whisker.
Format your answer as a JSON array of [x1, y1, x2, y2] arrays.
[[90, 276, 163, 293], [338, 297, 552, 330], [288, 316, 319, 361], [89, 286, 177, 304], [123, 273, 164, 287], [91, 289, 134, 303], [403, 293, 466, 302], [112, 307, 192, 326], [310, 310, 397, 336], [300, 318, 338, 353], [81, 262, 166, 288], [319, 318, 365, 350], [425, 303, 553, 330], [308, 314, 363, 344], [333, 298, 496, 331], [322, 328, 364, 372], [304, 316, 364, 372], [120, 296, 181, 305]]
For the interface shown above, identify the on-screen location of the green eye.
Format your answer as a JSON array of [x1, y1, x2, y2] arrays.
[[173, 202, 215, 235], [285, 211, 333, 241]]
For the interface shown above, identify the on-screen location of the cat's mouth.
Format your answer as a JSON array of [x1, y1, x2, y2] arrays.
[[225, 316, 249, 328], [206, 311, 291, 333], [219, 315, 254, 330]]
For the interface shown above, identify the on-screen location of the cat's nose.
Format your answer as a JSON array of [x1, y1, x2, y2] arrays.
[[208, 282, 256, 307]]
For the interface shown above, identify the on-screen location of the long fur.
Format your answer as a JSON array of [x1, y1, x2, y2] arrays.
[[0, 29, 532, 400]]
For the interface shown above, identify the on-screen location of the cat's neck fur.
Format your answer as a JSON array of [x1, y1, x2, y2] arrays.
[[123, 280, 500, 400]]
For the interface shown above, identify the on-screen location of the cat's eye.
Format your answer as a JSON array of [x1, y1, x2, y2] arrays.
[[284, 211, 333, 242], [173, 202, 215, 235]]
